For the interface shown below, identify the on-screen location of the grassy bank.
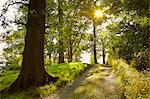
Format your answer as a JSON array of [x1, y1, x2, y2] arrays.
[[0, 62, 89, 99], [108, 59, 150, 99]]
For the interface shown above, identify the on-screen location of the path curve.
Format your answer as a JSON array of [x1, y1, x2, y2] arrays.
[[44, 64, 119, 99]]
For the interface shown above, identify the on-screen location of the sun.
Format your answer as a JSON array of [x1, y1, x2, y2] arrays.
[[95, 10, 103, 18]]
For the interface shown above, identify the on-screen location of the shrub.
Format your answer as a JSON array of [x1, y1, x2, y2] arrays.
[[108, 59, 150, 99]]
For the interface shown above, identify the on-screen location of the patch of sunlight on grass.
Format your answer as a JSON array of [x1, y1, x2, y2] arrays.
[[36, 84, 58, 97], [46, 62, 88, 83]]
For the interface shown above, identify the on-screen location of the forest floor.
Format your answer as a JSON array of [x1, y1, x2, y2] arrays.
[[44, 64, 119, 99]]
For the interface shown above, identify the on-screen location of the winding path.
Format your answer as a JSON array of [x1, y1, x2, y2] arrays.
[[44, 64, 119, 99]]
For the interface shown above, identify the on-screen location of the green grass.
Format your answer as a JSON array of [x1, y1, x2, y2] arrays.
[[107, 59, 150, 99], [0, 70, 20, 90], [46, 62, 88, 82], [0, 62, 89, 99]]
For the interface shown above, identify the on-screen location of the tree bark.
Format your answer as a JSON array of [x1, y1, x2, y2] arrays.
[[68, 35, 73, 62], [48, 53, 52, 65], [58, 40, 64, 63], [102, 47, 105, 64], [93, 20, 98, 64], [58, 0, 64, 63], [1, 0, 58, 93]]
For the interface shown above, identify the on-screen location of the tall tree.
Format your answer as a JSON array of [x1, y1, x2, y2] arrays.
[[58, 0, 64, 63], [78, 0, 106, 64], [1, 0, 57, 93], [93, 19, 98, 63]]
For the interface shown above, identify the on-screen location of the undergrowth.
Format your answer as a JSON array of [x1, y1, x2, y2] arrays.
[[0, 62, 89, 99], [107, 59, 150, 99]]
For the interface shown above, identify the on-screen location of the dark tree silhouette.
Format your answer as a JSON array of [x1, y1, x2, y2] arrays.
[[93, 20, 98, 64]]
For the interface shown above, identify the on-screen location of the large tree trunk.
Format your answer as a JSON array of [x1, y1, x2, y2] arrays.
[[93, 21, 98, 64], [1, 0, 58, 93], [58, 0, 64, 63]]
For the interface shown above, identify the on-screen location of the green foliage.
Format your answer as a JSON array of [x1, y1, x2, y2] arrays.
[[108, 59, 150, 99], [102, 0, 149, 70], [90, 54, 94, 64], [2, 31, 24, 70], [107, 18, 149, 70]]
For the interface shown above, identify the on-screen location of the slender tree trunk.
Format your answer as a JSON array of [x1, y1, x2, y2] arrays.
[[93, 20, 97, 64], [58, 0, 64, 63], [68, 47, 73, 62], [48, 53, 52, 65], [102, 47, 105, 64], [58, 40, 64, 63], [1, 0, 58, 93], [68, 35, 73, 62]]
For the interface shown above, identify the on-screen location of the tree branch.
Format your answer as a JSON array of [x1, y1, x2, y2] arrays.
[[72, 34, 83, 55], [0, 1, 28, 18], [9, 20, 27, 26]]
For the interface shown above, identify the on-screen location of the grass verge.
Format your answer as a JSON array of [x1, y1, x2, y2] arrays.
[[0, 62, 90, 99], [107, 59, 150, 99]]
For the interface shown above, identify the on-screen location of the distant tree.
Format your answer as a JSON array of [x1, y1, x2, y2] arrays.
[[45, 0, 90, 63], [100, 31, 109, 64]]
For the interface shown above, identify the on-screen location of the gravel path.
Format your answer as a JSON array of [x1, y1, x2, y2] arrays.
[[44, 64, 119, 99]]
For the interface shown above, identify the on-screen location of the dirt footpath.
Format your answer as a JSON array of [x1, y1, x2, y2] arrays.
[[44, 64, 119, 99]]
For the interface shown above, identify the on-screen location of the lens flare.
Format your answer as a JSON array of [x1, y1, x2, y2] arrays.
[[95, 10, 103, 18]]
